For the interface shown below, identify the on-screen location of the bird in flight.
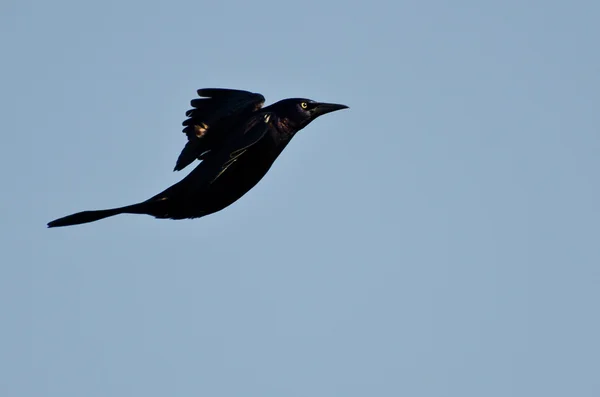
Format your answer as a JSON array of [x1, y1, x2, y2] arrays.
[[47, 88, 348, 228]]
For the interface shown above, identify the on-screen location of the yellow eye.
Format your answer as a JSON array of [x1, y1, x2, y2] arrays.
[[300, 102, 308, 109]]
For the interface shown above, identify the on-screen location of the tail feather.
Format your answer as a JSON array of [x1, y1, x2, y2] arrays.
[[47, 203, 150, 228]]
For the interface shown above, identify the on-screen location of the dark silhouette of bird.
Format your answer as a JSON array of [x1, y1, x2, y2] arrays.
[[47, 88, 348, 228]]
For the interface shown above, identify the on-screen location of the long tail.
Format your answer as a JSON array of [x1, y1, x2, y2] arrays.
[[47, 202, 155, 228]]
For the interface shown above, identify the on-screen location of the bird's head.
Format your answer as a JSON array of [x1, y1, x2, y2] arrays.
[[267, 98, 349, 130]]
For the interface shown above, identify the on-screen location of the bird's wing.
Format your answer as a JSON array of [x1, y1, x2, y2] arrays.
[[174, 88, 265, 172], [147, 112, 275, 203], [209, 112, 274, 184]]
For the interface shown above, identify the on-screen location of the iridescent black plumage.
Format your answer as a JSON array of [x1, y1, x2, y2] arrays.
[[47, 88, 348, 228]]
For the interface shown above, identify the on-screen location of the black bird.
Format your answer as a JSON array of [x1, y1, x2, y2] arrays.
[[47, 88, 348, 228]]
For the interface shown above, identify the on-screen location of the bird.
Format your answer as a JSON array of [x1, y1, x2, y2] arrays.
[[47, 88, 348, 228]]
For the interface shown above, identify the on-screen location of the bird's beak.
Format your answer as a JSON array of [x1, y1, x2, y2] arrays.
[[313, 102, 349, 116]]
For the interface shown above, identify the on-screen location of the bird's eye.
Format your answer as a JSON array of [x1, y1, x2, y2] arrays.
[[300, 102, 308, 109]]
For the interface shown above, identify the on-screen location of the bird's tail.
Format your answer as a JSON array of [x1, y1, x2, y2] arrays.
[[47, 202, 155, 228]]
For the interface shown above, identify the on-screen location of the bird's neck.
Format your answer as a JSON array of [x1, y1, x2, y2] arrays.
[[276, 117, 300, 139]]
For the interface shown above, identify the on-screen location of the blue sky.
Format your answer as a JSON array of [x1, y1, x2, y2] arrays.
[[2, 0, 599, 396]]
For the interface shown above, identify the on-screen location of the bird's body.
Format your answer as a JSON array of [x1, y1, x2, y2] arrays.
[[47, 88, 348, 228]]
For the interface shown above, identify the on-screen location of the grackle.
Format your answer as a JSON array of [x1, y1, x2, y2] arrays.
[[47, 88, 348, 228]]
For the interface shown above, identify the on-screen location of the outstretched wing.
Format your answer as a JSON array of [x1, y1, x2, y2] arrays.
[[174, 88, 265, 172]]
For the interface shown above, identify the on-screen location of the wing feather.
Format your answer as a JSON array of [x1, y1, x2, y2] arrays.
[[210, 113, 273, 184], [149, 112, 275, 203], [174, 88, 265, 172]]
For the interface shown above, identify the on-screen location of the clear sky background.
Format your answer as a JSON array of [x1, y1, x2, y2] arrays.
[[2, 0, 599, 396]]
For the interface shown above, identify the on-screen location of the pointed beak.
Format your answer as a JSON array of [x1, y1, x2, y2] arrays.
[[313, 102, 349, 116]]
